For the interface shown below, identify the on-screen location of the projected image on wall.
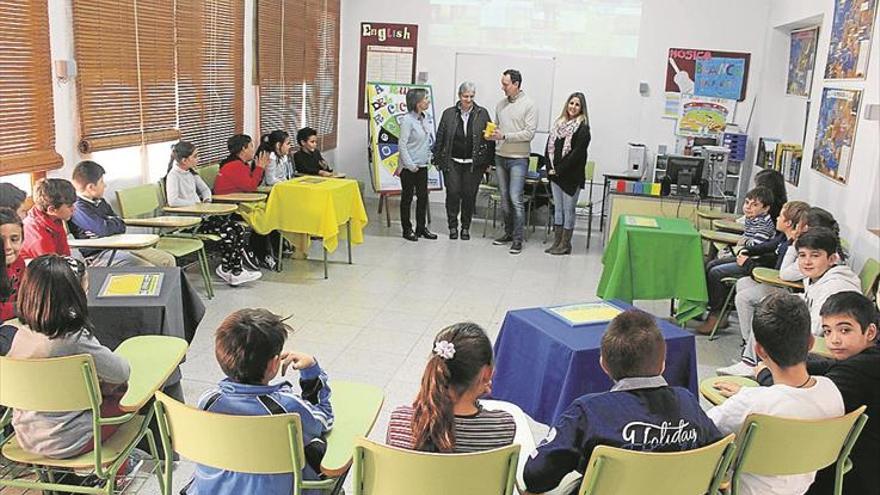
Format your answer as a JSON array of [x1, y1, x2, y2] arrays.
[[429, 0, 642, 57]]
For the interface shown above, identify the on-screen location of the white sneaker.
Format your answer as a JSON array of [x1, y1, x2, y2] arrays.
[[216, 266, 262, 286], [716, 361, 755, 377]]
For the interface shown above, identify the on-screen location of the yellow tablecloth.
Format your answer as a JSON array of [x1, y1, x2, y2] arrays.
[[239, 177, 368, 253]]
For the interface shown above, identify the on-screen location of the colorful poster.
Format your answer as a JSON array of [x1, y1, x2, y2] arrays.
[[825, 0, 877, 80], [358, 23, 418, 119], [811, 87, 862, 184], [787, 27, 820, 96], [663, 92, 681, 119], [676, 95, 736, 137], [366, 82, 443, 192], [665, 48, 751, 101]]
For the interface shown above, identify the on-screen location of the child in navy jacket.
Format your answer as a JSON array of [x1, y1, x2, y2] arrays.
[[185, 309, 333, 495], [523, 310, 722, 495]]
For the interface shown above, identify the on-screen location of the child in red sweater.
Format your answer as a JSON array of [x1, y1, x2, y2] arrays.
[[20, 178, 76, 260], [214, 134, 270, 195]]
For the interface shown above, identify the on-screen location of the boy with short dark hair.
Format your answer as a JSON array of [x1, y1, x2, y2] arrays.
[[708, 293, 844, 495], [795, 227, 860, 336], [523, 310, 722, 495], [293, 127, 335, 177], [185, 308, 333, 495], [20, 178, 76, 260], [69, 160, 175, 267]]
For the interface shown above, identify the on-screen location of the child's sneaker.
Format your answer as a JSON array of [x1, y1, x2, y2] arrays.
[[216, 266, 261, 286], [114, 448, 148, 489], [716, 361, 755, 377], [241, 249, 261, 271]]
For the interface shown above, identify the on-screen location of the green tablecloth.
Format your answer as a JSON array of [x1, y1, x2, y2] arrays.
[[597, 216, 708, 323]]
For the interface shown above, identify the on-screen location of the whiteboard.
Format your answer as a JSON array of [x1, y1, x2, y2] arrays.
[[453, 53, 556, 134]]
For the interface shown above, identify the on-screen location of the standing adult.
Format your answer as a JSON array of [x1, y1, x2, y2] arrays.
[[489, 69, 537, 255], [433, 82, 495, 240], [398, 88, 437, 242], [544, 92, 591, 255]]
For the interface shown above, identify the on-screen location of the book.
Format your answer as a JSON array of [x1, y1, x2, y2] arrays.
[[298, 177, 326, 184], [98, 273, 164, 298], [624, 216, 659, 228], [542, 301, 624, 327]]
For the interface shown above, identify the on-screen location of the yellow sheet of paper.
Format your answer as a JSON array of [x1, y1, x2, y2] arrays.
[[625, 216, 659, 228], [546, 302, 623, 326], [100, 274, 162, 297]]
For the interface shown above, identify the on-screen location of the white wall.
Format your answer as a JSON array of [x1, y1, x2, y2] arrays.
[[750, 0, 880, 272]]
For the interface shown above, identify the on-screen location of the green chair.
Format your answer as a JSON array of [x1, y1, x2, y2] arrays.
[[700, 376, 759, 406], [352, 437, 520, 495], [729, 407, 868, 495], [154, 381, 384, 494], [707, 275, 744, 340], [574, 434, 736, 495], [0, 354, 166, 495], [858, 257, 880, 296], [116, 183, 214, 299], [195, 163, 220, 191], [577, 160, 598, 249]]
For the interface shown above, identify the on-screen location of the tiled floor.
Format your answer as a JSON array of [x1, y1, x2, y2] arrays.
[[8, 199, 747, 493]]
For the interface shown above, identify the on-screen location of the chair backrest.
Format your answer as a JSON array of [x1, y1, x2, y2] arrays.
[[116, 183, 162, 218], [576, 434, 736, 495], [195, 164, 220, 190], [352, 437, 519, 495], [0, 354, 100, 412], [858, 258, 880, 295], [585, 160, 596, 182], [733, 406, 867, 478], [528, 153, 543, 178], [153, 391, 306, 474]]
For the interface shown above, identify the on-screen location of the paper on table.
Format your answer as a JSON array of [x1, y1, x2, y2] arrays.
[[624, 216, 659, 228], [543, 301, 623, 326], [99, 273, 164, 297]]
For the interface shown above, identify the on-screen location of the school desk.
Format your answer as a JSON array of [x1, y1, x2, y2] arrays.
[[69, 233, 160, 266], [598, 216, 708, 323], [491, 301, 699, 425]]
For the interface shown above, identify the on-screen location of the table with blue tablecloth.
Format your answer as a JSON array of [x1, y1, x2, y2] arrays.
[[491, 301, 698, 425]]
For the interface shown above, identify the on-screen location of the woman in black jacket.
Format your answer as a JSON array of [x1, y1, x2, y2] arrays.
[[433, 82, 495, 240], [544, 92, 591, 255]]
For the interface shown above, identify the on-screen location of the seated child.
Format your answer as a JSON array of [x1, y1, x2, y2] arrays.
[[698, 186, 777, 334], [736, 292, 879, 495], [387, 322, 516, 453], [166, 141, 261, 286], [260, 131, 294, 186], [8, 255, 130, 458], [214, 134, 269, 195], [0, 182, 32, 219], [523, 310, 722, 495], [69, 160, 176, 267], [20, 178, 76, 260], [0, 208, 24, 324], [795, 227, 860, 336], [186, 308, 332, 495], [293, 127, 334, 177], [708, 292, 844, 495]]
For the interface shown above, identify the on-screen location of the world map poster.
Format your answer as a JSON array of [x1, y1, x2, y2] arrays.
[[787, 27, 819, 96], [824, 0, 877, 80], [811, 87, 862, 184]]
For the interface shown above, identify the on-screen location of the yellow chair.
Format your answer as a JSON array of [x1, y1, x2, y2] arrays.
[[729, 407, 868, 495], [858, 257, 880, 295], [153, 381, 384, 494], [195, 163, 220, 190], [352, 437, 520, 495], [575, 434, 736, 495], [0, 353, 167, 495]]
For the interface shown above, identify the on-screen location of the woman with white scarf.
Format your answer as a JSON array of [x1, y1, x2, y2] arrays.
[[544, 92, 591, 255]]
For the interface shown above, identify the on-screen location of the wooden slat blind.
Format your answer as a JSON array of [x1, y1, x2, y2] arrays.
[[257, 0, 306, 138], [305, 0, 339, 150], [73, 0, 178, 153], [0, 0, 63, 174], [176, 0, 244, 165]]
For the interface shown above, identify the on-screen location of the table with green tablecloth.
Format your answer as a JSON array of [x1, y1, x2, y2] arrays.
[[597, 215, 707, 323]]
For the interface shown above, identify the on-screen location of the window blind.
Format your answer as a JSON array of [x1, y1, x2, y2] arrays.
[[73, 0, 178, 153], [257, 0, 306, 138], [0, 0, 63, 174], [176, 0, 244, 165], [304, 0, 340, 151]]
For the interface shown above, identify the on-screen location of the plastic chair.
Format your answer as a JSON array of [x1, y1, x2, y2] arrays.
[[858, 257, 880, 296], [729, 407, 868, 495], [707, 275, 744, 340], [699, 376, 759, 406], [352, 437, 519, 495], [577, 160, 598, 249], [573, 434, 736, 495], [0, 354, 166, 495], [116, 184, 214, 298], [154, 381, 384, 495], [195, 163, 220, 190]]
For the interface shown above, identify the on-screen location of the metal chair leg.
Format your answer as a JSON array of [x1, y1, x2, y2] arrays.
[[586, 203, 593, 250], [198, 247, 214, 299], [710, 283, 737, 341]]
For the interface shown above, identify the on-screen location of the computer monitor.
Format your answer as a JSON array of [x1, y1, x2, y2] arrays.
[[664, 155, 705, 196]]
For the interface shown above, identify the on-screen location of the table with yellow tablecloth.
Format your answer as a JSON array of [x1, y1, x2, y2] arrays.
[[239, 176, 368, 253]]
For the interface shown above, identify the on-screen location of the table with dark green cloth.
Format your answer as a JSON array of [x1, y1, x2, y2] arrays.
[[597, 216, 707, 323]]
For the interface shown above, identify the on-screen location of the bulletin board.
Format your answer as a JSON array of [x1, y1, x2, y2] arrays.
[[358, 22, 419, 119], [665, 48, 751, 101]]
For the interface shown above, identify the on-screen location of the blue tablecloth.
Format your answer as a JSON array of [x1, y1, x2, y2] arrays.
[[491, 301, 698, 425]]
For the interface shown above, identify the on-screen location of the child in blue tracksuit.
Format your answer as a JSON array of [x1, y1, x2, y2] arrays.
[[185, 309, 333, 495], [523, 310, 723, 495]]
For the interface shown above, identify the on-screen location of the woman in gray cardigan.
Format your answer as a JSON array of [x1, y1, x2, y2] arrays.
[[433, 82, 495, 240], [397, 89, 437, 241]]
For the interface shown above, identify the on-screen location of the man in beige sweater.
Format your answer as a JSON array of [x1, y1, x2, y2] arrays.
[[489, 69, 538, 254]]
